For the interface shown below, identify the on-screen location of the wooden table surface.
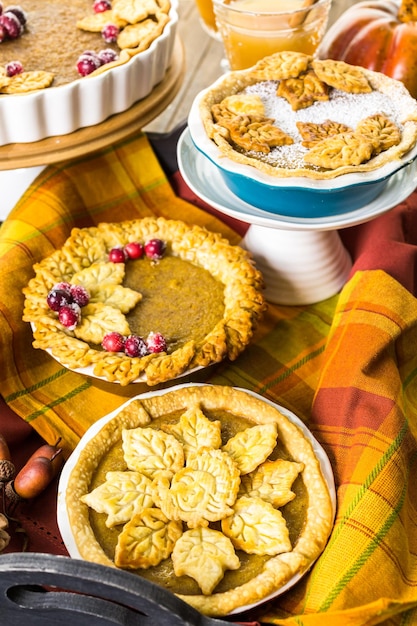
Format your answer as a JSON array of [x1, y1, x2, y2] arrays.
[[144, 0, 357, 134]]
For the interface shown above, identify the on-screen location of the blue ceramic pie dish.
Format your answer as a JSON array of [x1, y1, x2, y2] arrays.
[[188, 78, 417, 219]]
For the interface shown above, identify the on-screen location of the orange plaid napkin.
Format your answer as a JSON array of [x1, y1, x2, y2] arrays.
[[1, 130, 417, 625]]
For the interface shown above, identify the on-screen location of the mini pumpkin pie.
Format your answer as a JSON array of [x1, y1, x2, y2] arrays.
[[61, 384, 335, 616], [23, 217, 266, 386], [197, 51, 417, 179]]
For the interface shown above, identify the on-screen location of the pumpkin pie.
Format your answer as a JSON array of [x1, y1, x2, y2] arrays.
[[23, 217, 266, 386], [62, 384, 335, 616], [197, 51, 417, 179], [0, 0, 172, 92]]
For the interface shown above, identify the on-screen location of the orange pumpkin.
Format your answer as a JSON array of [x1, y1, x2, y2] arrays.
[[318, 0, 417, 98]]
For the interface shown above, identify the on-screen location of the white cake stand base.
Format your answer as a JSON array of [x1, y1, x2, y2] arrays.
[[243, 226, 352, 305]]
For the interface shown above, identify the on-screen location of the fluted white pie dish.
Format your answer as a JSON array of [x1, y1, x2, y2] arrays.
[[0, 2, 178, 146]]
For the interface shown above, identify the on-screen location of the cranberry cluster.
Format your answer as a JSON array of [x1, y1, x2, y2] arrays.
[[46, 282, 90, 330], [76, 47, 119, 77], [102, 330, 167, 357], [108, 238, 166, 263], [0, 3, 26, 43], [76, 0, 120, 76]]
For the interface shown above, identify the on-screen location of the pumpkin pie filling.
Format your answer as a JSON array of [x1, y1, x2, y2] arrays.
[[0, 1, 118, 87], [124, 256, 225, 351]]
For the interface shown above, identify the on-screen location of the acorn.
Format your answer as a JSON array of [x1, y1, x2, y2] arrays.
[[0, 433, 15, 484], [5, 440, 63, 503]]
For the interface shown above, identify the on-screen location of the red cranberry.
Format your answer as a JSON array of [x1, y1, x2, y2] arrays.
[[53, 281, 72, 294], [108, 247, 127, 263], [76, 52, 102, 77], [102, 332, 125, 352], [144, 239, 166, 260], [124, 241, 144, 260], [70, 285, 90, 308], [93, 0, 112, 12], [98, 48, 118, 65], [0, 11, 22, 39], [146, 331, 167, 353], [5, 60, 23, 76], [58, 304, 81, 330], [101, 23, 119, 43], [46, 288, 73, 312], [6, 5, 27, 26], [124, 335, 148, 358]]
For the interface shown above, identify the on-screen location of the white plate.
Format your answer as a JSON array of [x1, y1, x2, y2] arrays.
[[178, 128, 417, 232], [57, 383, 336, 615]]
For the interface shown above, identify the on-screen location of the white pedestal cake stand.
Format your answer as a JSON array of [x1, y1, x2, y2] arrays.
[[178, 128, 417, 305]]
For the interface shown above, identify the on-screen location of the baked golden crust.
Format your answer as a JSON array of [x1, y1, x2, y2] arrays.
[[198, 52, 417, 180], [23, 218, 266, 386], [63, 384, 334, 616], [77, 0, 172, 76]]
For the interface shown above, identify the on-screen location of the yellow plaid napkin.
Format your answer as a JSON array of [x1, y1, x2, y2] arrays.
[[1, 131, 417, 625]]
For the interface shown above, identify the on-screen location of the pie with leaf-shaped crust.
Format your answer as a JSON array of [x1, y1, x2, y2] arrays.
[[61, 384, 334, 616], [197, 51, 417, 179], [23, 218, 266, 386]]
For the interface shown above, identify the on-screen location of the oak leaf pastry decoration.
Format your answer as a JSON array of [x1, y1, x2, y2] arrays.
[[222, 422, 278, 475], [277, 70, 329, 111], [115, 507, 183, 569], [239, 458, 304, 507], [122, 427, 185, 479], [221, 495, 292, 556], [226, 116, 293, 153], [172, 527, 240, 595], [81, 471, 154, 527]]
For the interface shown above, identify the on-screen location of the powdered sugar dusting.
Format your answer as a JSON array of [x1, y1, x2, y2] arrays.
[[243, 81, 409, 169]]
